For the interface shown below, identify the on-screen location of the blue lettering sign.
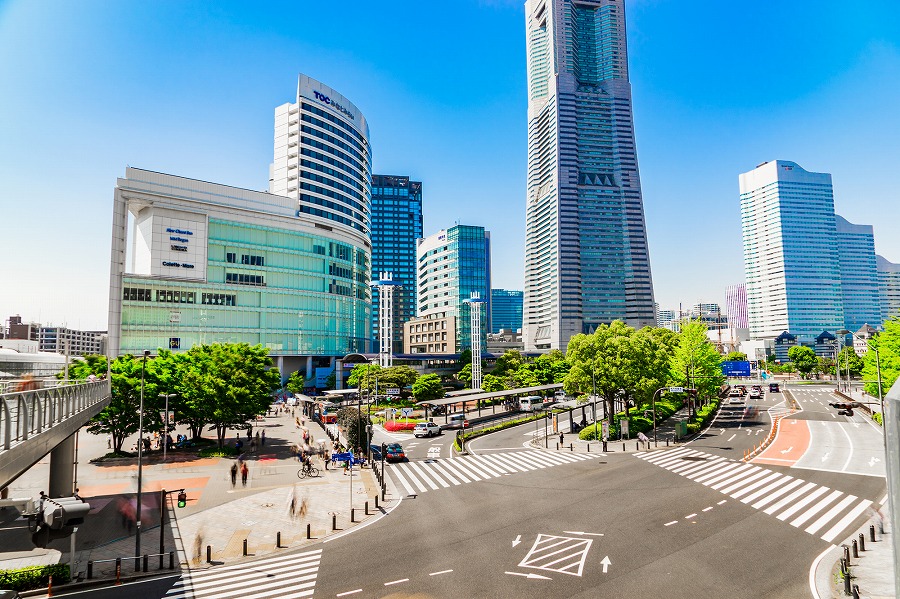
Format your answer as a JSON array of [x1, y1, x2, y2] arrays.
[[165, 228, 193, 235], [312, 90, 355, 120]]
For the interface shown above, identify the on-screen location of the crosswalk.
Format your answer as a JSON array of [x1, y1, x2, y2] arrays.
[[636, 447, 874, 543], [388, 450, 594, 496], [165, 548, 321, 599]]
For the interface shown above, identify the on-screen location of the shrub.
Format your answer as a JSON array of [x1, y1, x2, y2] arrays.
[[0, 564, 70, 591], [198, 446, 238, 458], [383, 421, 420, 432], [873, 412, 883, 426]]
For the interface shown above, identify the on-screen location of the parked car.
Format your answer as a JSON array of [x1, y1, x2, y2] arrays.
[[769, 383, 780, 393], [838, 408, 854, 417], [414, 422, 442, 438], [384, 443, 406, 462], [734, 385, 748, 396]]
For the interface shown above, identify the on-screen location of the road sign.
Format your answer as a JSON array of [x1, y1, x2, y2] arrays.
[[601, 420, 609, 440], [332, 452, 353, 461], [401, 407, 413, 417], [390, 408, 398, 414], [386, 388, 400, 395], [668, 386, 684, 393]]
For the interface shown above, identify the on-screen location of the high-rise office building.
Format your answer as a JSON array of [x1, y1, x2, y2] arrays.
[[269, 74, 372, 239], [739, 160, 843, 343], [835, 215, 881, 331], [409, 225, 491, 354], [370, 175, 423, 353], [878, 254, 900, 323], [523, 0, 656, 352], [491, 289, 524, 333], [725, 284, 749, 329]]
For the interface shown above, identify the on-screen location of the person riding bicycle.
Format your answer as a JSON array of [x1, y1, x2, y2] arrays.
[[302, 453, 313, 474]]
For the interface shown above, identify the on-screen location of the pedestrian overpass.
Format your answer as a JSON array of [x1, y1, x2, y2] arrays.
[[0, 380, 110, 497]]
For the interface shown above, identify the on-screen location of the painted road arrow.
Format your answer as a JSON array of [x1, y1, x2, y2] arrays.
[[780, 446, 793, 454], [513, 535, 521, 547], [600, 556, 612, 573], [505, 571, 552, 580]]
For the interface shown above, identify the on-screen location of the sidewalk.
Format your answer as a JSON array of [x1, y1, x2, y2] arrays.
[[0, 407, 401, 585]]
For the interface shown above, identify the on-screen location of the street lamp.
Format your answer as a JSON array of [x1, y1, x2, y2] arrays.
[[135, 349, 150, 565], [839, 329, 885, 422], [159, 393, 176, 461]]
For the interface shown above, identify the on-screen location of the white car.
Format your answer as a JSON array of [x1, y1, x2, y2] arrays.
[[414, 422, 442, 438]]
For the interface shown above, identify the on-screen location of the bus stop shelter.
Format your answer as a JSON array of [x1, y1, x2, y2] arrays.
[[418, 383, 563, 423]]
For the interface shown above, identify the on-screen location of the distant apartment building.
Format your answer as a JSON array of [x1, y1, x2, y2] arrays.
[[39, 327, 107, 356], [878, 255, 900, 323], [411, 225, 491, 355], [835, 215, 881, 331], [740, 160, 844, 343], [725, 284, 749, 330], [5, 315, 40, 341], [656, 309, 680, 332], [491, 289, 523, 333], [370, 175, 423, 353]]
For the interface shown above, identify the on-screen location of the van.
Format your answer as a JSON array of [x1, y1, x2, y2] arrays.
[[448, 414, 466, 426], [519, 396, 545, 412]]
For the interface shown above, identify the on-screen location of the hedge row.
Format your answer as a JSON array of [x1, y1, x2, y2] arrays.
[[0, 563, 70, 591], [453, 413, 548, 452], [578, 399, 684, 441], [686, 397, 721, 434]]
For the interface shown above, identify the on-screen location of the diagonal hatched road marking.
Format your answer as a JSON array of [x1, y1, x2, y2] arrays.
[[518, 534, 593, 577]]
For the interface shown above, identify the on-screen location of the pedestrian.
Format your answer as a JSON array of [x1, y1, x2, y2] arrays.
[[246, 428, 252, 440], [261, 430, 266, 446], [240, 462, 249, 487], [255, 431, 260, 445], [107, 437, 112, 449], [230, 462, 238, 487], [250, 438, 257, 454], [559, 432, 564, 446]]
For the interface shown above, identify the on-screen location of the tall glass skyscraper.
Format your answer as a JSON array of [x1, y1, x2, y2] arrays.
[[877, 255, 900, 324], [524, 0, 655, 352], [835, 215, 881, 331], [491, 289, 523, 333], [370, 175, 423, 353], [739, 160, 843, 342]]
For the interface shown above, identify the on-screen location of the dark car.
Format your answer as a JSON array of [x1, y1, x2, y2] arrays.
[[769, 383, 780, 393], [384, 443, 406, 462], [369, 444, 383, 461]]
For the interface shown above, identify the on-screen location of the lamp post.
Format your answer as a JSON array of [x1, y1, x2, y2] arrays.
[[159, 393, 176, 461], [841, 329, 885, 422], [135, 349, 150, 564]]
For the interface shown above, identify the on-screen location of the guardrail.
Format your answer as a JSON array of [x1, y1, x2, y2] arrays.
[[1, 380, 111, 451]]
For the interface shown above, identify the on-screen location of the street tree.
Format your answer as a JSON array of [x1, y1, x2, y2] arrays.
[[335, 406, 369, 451], [564, 320, 637, 420], [87, 355, 157, 454], [530, 350, 570, 385], [347, 363, 380, 393], [176, 343, 281, 447], [59, 354, 108, 381], [481, 374, 506, 392], [836, 346, 864, 378], [512, 364, 540, 388], [788, 345, 818, 379], [863, 318, 900, 398], [286, 370, 306, 394], [627, 326, 676, 413], [457, 363, 472, 387], [412, 373, 445, 402], [493, 350, 525, 377], [670, 320, 724, 403], [725, 351, 748, 362]]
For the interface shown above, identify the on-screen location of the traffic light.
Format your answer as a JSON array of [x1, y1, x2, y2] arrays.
[[31, 496, 90, 548], [177, 491, 187, 508]]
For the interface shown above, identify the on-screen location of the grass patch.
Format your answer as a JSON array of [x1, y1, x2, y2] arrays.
[[198, 445, 239, 458]]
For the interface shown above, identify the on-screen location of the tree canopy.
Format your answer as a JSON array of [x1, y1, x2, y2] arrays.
[[788, 345, 818, 379], [412, 373, 445, 402], [669, 320, 724, 401], [863, 318, 900, 400], [725, 351, 748, 362], [285, 370, 306, 394]]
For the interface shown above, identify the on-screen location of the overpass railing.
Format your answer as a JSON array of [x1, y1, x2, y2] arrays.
[[0, 380, 111, 450]]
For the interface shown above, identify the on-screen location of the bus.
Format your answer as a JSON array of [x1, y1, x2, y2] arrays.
[[519, 396, 545, 412]]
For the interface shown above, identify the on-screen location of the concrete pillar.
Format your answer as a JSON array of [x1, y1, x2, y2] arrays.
[[49, 433, 76, 498], [305, 356, 313, 380], [335, 359, 343, 390]]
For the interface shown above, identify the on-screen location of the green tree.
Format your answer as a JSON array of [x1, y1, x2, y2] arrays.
[[458, 349, 472, 366], [412, 373, 445, 402], [347, 363, 380, 393], [725, 351, 748, 362], [377, 365, 419, 395], [531, 350, 570, 385], [492, 350, 524, 377], [836, 346, 864, 378], [177, 343, 281, 447], [87, 355, 157, 454], [336, 406, 369, 450], [481, 374, 506, 392], [863, 319, 900, 399], [512, 364, 540, 388], [457, 363, 472, 387], [564, 320, 637, 420], [58, 354, 108, 381], [285, 370, 306, 394], [627, 326, 676, 413], [670, 320, 724, 402], [324, 370, 336, 390], [788, 345, 818, 379]]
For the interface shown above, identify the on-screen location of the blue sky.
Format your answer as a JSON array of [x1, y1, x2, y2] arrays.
[[1, 0, 898, 330]]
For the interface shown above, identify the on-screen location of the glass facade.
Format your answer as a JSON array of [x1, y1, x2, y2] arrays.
[[370, 175, 424, 353], [835, 215, 881, 331], [878, 255, 900, 324], [417, 225, 491, 352], [491, 289, 523, 333], [524, 0, 656, 352]]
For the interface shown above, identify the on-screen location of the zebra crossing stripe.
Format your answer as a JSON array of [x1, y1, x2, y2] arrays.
[[407, 461, 445, 489], [672, 457, 727, 476], [399, 464, 430, 493], [769, 484, 823, 518], [485, 453, 531, 472], [687, 461, 741, 481], [730, 472, 783, 499], [694, 463, 746, 484], [169, 566, 318, 596], [740, 474, 792, 504], [429, 461, 462, 485], [789, 490, 842, 527], [643, 450, 695, 467], [641, 448, 691, 463], [525, 451, 571, 468], [439, 458, 477, 482], [717, 468, 771, 494], [805, 495, 857, 535], [752, 478, 806, 510], [391, 464, 418, 496], [470, 455, 507, 476], [820, 499, 872, 542], [460, 456, 499, 479]]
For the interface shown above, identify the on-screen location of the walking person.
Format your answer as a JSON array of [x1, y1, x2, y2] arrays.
[[230, 462, 238, 488], [261, 430, 266, 446], [240, 462, 249, 487], [559, 432, 564, 447]]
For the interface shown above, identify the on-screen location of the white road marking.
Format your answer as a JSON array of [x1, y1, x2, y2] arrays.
[[717, 500, 727, 505], [384, 578, 409, 586], [513, 534, 522, 547], [702, 506, 713, 512], [429, 570, 453, 576], [727, 434, 736, 442], [336, 591, 362, 597], [506, 571, 552, 580], [600, 556, 612, 573], [685, 513, 697, 519], [664, 520, 678, 526], [562, 531, 604, 536]]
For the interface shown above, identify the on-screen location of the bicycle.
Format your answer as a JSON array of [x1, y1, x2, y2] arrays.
[[297, 465, 320, 479]]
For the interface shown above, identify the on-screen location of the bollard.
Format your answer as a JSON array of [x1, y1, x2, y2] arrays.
[[858, 533, 865, 552], [143, 553, 149, 572], [375, 495, 379, 509], [243, 539, 248, 556], [47, 574, 53, 597], [636, 442, 640, 451], [87, 561, 93, 580], [870, 524, 876, 543], [307, 523, 312, 539], [570, 443, 573, 452], [843, 544, 850, 564], [852, 539, 858, 558], [587, 443, 590, 452], [277, 531, 281, 548], [169, 551, 175, 569], [365, 501, 369, 516], [332, 513, 337, 531], [622, 443, 626, 452], [351, 508, 356, 523], [843, 561, 851, 595], [115, 558, 121, 585], [852, 584, 860, 599], [666, 438, 669, 447], [602, 441, 608, 452], [556, 443, 559, 450], [207, 545, 212, 563]]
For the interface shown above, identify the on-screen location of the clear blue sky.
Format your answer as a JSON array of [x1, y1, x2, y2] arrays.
[[1, 0, 898, 330]]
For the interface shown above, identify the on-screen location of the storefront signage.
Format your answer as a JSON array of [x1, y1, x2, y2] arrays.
[[170, 236, 189, 243], [166, 227, 193, 236], [162, 261, 195, 269]]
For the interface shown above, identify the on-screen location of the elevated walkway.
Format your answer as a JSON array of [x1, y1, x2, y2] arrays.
[[1, 380, 110, 494]]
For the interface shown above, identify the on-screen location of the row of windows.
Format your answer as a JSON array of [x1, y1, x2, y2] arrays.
[[302, 169, 365, 203], [300, 147, 365, 185], [329, 263, 353, 280], [300, 159, 363, 193], [301, 101, 366, 146], [226, 273, 266, 286], [301, 125, 366, 167], [301, 113, 367, 156], [124, 286, 240, 307], [202, 293, 237, 306], [226, 253, 265, 266], [300, 182, 367, 221], [303, 137, 366, 178], [299, 205, 367, 235]]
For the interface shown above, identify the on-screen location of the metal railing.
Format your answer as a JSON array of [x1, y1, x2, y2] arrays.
[[0, 380, 111, 450]]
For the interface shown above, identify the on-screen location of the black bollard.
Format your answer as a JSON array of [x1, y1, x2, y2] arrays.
[[602, 441, 608, 452], [852, 539, 858, 558], [206, 545, 212, 563], [852, 584, 860, 599], [570, 443, 573, 451], [365, 501, 369, 516], [375, 495, 379, 509], [622, 443, 626, 451], [351, 508, 356, 523], [87, 561, 93, 580], [843, 544, 850, 563], [858, 533, 865, 552], [169, 551, 175, 569], [870, 524, 876, 543], [115, 558, 121, 585], [636, 442, 639, 451], [556, 443, 559, 450], [276, 531, 281, 548], [587, 443, 590, 452], [307, 523, 312, 539], [332, 513, 337, 531], [143, 554, 149, 572], [242, 539, 248, 556]]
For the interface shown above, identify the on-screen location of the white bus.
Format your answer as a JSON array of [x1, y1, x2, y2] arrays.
[[519, 396, 545, 412]]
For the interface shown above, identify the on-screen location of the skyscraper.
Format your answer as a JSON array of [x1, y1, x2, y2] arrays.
[[524, 0, 655, 352], [878, 254, 900, 323], [835, 215, 881, 331], [370, 175, 423, 353], [491, 289, 524, 333], [739, 160, 843, 342], [725, 284, 749, 330]]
